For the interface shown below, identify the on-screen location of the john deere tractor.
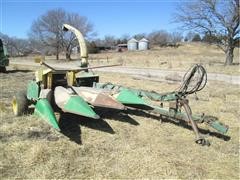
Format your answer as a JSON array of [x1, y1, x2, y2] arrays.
[[0, 39, 9, 73]]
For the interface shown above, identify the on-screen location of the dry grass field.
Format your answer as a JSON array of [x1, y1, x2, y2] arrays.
[[10, 42, 240, 75], [88, 42, 240, 75], [1, 43, 239, 178]]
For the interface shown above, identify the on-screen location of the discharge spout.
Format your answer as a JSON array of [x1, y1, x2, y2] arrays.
[[62, 24, 88, 67]]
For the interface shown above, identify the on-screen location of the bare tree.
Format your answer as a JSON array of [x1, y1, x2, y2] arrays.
[[133, 33, 146, 40], [93, 38, 105, 47], [170, 31, 183, 43], [29, 8, 66, 60], [0, 33, 31, 56], [185, 31, 198, 42], [120, 34, 130, 44], [174, 0, 239, 65], [192, 34, 202, 42], [11, 38, 31, 56], [103, 35, 117, 47], [148, 30, 171, 46], [0, 33, 12, 54], [29, 8, 94, 60], [62, 13, 94, 60]]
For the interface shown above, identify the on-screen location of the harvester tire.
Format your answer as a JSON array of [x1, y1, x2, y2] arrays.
[[0, 66, 6, 73], [12, 91, 28, 116]]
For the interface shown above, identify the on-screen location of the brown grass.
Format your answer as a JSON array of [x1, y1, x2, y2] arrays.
[[0, 67, 239, 178], [10, 43, 239, 75], [87, 42, 240, 75]]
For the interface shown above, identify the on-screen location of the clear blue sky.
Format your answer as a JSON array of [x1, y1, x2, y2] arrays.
[[1, 0, 180, 39]]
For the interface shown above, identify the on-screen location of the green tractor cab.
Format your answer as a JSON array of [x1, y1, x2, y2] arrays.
[[0, 39, 9, 73]]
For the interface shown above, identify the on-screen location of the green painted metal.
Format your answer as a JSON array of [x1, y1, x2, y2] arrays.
[[151, 105, 203, 122], [116, 88, 147, 105], [0, 39, 9, 68], [204, 117, 228, 134], [27, 81, 40, 101], [3, 45, 8, 56], [95, 82, 228, 134], [94, 83, 150, 106], [94, 82, 178, 101], [77, 71, 98, 78], [76, 71, 99, 87], [151, 105, 228, 134], [93, 82, 121, 90], [64, 95, 100, 119], [132, 90, 178, 101], [34, 99, 60, 130]]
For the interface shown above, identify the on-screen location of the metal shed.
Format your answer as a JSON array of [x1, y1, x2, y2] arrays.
[[138, 38, 149, 50], [127, 38, 138, 51]]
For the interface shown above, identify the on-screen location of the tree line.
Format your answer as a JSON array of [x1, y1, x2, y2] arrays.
[[94, 31, 183, 48], [0, 15, 184, 59], [0, 0, 239, 65]]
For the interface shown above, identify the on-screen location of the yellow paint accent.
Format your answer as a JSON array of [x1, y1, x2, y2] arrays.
[[35, 69, 52, 83], [47, 72, 53, 89], [34, 55, 44, 63], [35, 70, 43, 82], [66, 71, 76, 86], [43, 69, 52, 75], [12, 98, 18, 115], [63, 24, 88, 66]]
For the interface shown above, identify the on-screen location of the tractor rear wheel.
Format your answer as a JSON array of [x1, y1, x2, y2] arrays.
[[12, 91, 28, 116]]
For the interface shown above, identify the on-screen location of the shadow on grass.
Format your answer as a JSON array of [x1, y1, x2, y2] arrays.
[[58, 113, 114, 145], [95, 108, 139, 126], [107, 112, 139, 126], [127, 109, 231, 142]]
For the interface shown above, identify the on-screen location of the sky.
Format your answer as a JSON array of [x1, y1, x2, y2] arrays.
[[0, 0, 181, 39]]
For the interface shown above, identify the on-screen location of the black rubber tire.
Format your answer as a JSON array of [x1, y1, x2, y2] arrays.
[[12, 91, 28, 116], [0, 66, 6, 73]]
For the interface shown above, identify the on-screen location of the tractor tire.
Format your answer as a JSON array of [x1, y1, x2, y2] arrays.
[[12, 91, 28, 116], [0, 66, 6, 73]]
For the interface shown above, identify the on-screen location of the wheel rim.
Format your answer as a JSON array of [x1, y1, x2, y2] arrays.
[[12, 98, 18, 115]]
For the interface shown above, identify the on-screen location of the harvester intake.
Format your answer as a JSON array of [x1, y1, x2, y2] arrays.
[[34, 99, 60, 130], [72, 86, 125, 110], [54, 86, 100, 119]]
